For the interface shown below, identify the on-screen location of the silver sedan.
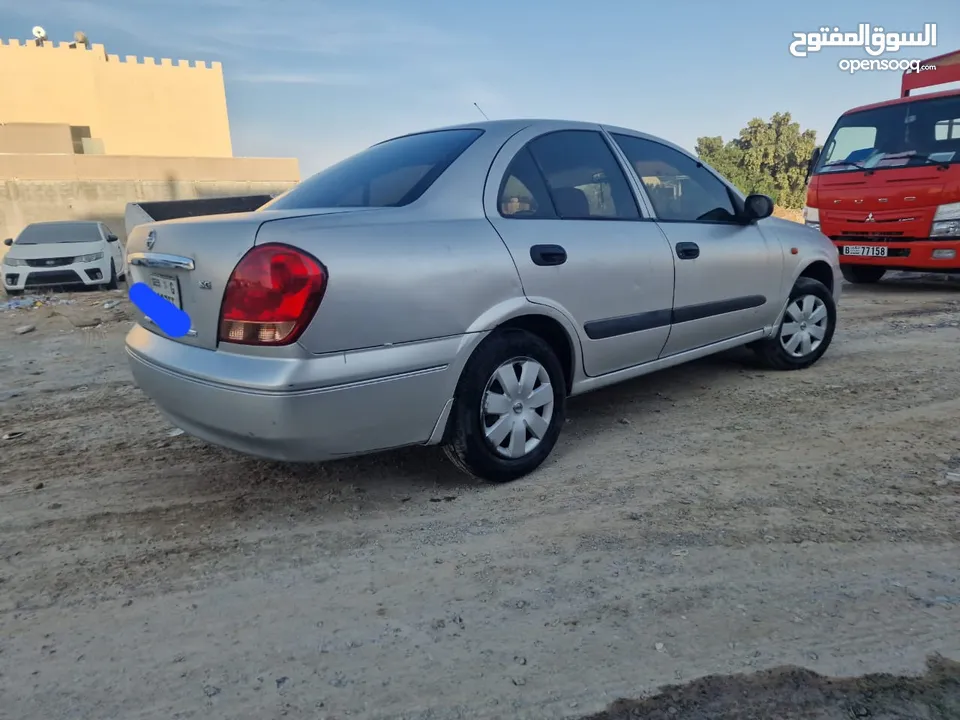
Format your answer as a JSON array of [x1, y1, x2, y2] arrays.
[[125, 119, 841, 482]]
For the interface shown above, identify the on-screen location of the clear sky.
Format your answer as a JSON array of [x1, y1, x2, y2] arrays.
[[1, 0, 957, 176]]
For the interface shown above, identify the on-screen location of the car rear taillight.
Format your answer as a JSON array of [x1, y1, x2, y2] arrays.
[[218, 243, 327, 346]]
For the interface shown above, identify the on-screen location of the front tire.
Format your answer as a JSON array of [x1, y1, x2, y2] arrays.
[[841, 265, 886, 284], [753, 276, 837, 371], [5, 289, 23, 297], [101, 260, 118, 291], [444, 328, 567, 482]]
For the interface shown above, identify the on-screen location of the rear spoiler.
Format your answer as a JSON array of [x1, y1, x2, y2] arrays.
[[124, 194, 275, 237], [901, 48, 960, 97]]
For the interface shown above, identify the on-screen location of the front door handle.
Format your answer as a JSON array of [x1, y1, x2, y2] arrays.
[[675, 242, 700, 260], [530, 244, 567, 266]]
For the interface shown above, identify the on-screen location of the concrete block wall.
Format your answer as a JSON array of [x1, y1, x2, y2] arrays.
[[0, 153, 300, 256], [0, 178, 295, 244]]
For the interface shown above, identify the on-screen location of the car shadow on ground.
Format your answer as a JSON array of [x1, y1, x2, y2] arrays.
[[842, 273, 960, 295], [150, 275, 960, 506], [195, 348, 757, 501]]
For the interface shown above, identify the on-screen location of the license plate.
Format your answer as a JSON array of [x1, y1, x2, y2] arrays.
[[842, 245, 888, 258], [149, 273, 182, 309]]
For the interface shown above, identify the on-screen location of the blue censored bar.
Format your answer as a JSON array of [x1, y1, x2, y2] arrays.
[[129, 282, 192, 338]]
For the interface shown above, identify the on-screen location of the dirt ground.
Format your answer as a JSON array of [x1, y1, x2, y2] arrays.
[[1, 275, 959, 720]]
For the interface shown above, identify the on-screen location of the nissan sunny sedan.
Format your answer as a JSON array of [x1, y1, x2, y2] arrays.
[[124, 119, 842, 482]]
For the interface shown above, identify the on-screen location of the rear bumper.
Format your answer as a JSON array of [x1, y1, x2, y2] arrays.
[[125, 324, 474, 462], [834, 239, 960, 270]]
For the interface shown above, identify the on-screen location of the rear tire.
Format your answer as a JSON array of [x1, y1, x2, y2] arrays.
[[443, 328, 567, 483], [101, 260, 118, 291], [752, 276, 837, 371], [841, 265, 886, 284]]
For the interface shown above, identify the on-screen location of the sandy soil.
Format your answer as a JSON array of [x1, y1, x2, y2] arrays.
[[1, 276, 959, 720]]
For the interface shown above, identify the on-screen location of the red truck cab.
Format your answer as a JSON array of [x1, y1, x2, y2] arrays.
[[804, 49, 960, 283]]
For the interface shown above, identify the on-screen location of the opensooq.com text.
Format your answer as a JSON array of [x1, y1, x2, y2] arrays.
[[838, 58, 937, 74]]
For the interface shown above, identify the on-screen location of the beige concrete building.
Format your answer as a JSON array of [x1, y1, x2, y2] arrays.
[[0, 34, 300, 247]]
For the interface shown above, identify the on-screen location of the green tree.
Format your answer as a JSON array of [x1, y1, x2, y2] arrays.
[[696, 112, 817, 210]]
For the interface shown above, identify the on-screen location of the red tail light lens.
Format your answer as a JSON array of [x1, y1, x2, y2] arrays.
[[218, 243, 327, 346]]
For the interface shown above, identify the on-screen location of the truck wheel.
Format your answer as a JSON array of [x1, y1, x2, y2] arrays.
[[841, 265, 885, 284], [444, 328, 566, 483], [752, 277, 837, 371]]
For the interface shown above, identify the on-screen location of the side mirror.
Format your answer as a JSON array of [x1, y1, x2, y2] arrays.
[[805, 146, 821, 183], [106, 234, 119, 242], [2, 238, 12, 247], [743, 194, 774, 222]]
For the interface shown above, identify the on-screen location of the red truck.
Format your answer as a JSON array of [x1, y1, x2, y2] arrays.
[[804, 49, 960, 283]]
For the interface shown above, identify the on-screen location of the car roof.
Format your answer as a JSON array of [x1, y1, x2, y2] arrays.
[[386, 118, 696, 157], [389, 118, 595, 136]]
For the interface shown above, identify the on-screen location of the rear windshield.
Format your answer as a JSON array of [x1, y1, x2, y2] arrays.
[[15, 223, 103, 244], [265, 128, 484, 210], [814, 95, 960, 175]]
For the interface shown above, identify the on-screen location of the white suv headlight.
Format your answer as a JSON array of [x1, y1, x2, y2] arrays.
[[3, 256, 25, 266], [75, 252, 104, 262], [802, 205, 820, 231], [931, 202, 960, 239]]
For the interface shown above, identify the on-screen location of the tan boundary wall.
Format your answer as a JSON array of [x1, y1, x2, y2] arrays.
[[0, 123, 75, 153], [0, 154, 300, 253], [0, 38, 232, 157]]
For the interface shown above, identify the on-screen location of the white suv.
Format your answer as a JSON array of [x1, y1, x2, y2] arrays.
[[2, 221, 127, 296]]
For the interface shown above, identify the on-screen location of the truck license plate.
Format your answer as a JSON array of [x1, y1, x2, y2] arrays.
[[842, 245, 888, 258], [149, 273, 182, 309]]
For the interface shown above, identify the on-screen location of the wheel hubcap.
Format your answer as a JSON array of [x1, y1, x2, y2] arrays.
[[481, 357, 555, 459], [780, 294, 829, 358]]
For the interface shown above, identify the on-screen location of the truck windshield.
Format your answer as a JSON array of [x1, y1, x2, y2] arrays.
[[814, 95, 960, 175]]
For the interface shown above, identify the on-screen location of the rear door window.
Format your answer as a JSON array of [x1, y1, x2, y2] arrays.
[[498, 147, 558, 219], [266, 129, 484, 210], [935, 119, 960, 141], [523, 130, 641, 220]]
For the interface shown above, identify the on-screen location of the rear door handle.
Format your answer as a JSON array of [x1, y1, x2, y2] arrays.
[[530, 244, 567, 266], [675, 242, 700, 260]]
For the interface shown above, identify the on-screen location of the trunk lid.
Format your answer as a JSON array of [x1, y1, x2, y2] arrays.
[[125, 209, 359, 350]]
